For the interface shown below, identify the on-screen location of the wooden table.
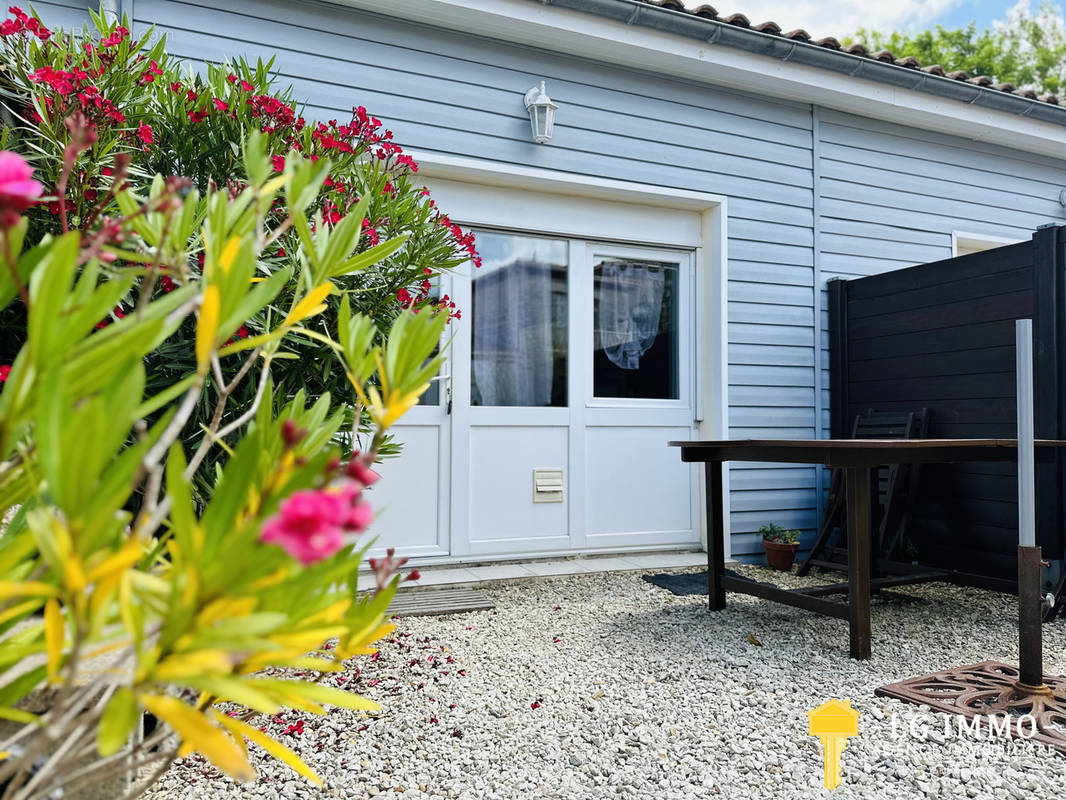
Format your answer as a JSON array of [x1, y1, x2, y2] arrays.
[[669, 439, 1066, 660]]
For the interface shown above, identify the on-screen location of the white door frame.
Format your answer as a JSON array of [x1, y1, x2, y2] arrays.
[[411, 151, 731, 561]]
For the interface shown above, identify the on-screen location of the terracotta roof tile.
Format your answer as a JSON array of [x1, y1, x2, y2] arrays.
[[753, 21, 781, 34], [690, 4, 718, 19], [626, 0, 1055, 109]]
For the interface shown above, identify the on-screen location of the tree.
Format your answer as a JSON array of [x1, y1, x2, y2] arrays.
[[848, 1, 1066, 95]]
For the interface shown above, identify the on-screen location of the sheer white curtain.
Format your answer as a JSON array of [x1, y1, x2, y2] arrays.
[[472, 261, 554, 406], [596, 260, 665, 370]]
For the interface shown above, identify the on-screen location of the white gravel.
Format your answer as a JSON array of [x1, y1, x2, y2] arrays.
[[144, 565, 1066, 800]]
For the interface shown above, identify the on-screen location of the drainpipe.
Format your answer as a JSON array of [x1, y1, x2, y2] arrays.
[[100, 0, 120, 23]]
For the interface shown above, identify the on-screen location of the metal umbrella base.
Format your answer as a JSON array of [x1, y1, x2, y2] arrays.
[[876, 547, 1066, 754], [876, 661, 1066, 754]]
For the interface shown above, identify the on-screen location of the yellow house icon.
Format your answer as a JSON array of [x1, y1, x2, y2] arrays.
[[808, 699, 859, 790]]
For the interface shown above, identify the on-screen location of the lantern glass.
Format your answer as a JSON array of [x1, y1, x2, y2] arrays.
[[524, 81, 558, 144]]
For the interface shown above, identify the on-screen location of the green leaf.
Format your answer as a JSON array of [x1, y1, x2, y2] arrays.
[[331, 233, 408, 277], [98, 688, 139, 756]]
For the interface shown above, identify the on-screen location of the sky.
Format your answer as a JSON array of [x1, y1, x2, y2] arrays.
[[716, 0, 1044, 39]]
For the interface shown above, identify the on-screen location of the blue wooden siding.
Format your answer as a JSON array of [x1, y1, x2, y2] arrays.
[[28, 1, 91, 29], [29, 0, 1066, 559]]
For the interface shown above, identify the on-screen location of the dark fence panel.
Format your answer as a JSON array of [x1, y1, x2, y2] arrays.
[[829, 225, 1066, 587]]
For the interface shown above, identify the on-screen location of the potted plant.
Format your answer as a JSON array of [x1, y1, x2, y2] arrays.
[[760, 523, 801, 571]]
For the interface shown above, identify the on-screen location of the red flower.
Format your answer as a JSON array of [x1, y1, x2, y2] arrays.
[[99, 26, 128, 48], [139, 60, 163, 85], [240, 79, 254, 93], [226, 73, 237, 84], [271, 154, 285, 172], [136, 121, 153, 145], [0, 365, 10, 383], [213, 98, 228, 112], [159, 275, 175, 293]]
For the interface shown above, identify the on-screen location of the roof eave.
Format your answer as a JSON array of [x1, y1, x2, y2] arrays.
[[547, 0, 1066, 126]]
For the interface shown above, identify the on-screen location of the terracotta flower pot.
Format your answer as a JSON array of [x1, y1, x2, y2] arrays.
[[763, 539, 799, 571]]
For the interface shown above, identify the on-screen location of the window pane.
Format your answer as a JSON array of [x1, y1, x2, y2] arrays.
[[593, 257, 679, 400], [471, 231, 568, 407]]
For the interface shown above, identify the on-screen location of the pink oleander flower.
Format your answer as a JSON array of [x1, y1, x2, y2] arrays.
[[0, 151, 42, 227], [260, 481, 373, 565], [260, 489, 348, 565]]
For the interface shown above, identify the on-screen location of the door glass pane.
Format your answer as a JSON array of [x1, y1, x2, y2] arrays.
[[471, 231, 568, 407], [593, 257, 679, 400], [417, 276, 442, 406]]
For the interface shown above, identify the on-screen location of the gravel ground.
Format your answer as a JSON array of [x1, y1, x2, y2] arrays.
[[145, 564, 1066, 800]]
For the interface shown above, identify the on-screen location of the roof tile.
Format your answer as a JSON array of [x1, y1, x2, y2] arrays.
[[625, 2, 1055, 109]]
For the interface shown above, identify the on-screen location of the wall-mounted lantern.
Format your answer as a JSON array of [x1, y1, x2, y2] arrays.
[[523, 81, 557, 144]]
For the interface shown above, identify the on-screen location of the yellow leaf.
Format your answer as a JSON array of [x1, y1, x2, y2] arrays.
[[81, 636, 132, 661], [196, 285, 221, 374], [301, 599, 351, 626], [283, 282, 333, 326], [211, 710, 322, 786], [44, 599, 64, 682], [338, 618, 397, 659], [0, 581, 59, 600], [247, 567, 288, 592], [139, 694, 253, 781], [218, 236, 240, 274], [62, 555, 86, 594], [261, 175, 289, 196], [0, 599, 44, 627], [269, 626, 348, 651], [381, 386, 425, 429], [197, 596, 257, 627], [85, 538, 143, 584], [155, 649, 234, 681]]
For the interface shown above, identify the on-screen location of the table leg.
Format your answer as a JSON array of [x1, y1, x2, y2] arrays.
[[706, 461, 726, 611], [845, 466, 874, 660]]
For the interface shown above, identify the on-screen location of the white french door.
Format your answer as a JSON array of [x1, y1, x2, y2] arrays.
[[370, 229, 701, 561], [448, 231, 700, 557]]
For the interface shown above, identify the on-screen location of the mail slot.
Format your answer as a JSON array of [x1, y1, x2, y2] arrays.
[[533, 469, 564, 503]]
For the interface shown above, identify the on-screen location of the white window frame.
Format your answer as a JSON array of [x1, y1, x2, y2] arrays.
[[952, 231, 1022, 257], [408, 150, 732, 559]]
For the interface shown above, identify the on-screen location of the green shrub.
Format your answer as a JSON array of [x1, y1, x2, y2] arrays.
[[0, 6, 477, 495]]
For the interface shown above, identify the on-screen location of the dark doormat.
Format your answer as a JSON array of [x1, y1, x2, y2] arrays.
[[388, 587, 494, 617], [642, 570, 923, 604]]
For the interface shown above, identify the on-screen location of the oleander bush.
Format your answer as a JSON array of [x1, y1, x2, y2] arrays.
[[0, 5, 477, 494], [0, 5, 473, 798], [0, 131, 443, 799]]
